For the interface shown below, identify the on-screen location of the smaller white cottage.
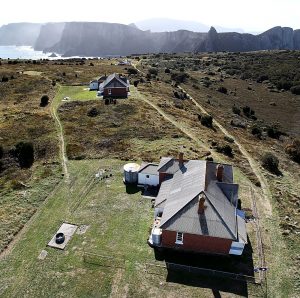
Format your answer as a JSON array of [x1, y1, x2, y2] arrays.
[[138, 163, 159, 187], [89, 80, 99, 91]]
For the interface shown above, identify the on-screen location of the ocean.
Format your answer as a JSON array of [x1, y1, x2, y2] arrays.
[[0, 46, 60, 59]]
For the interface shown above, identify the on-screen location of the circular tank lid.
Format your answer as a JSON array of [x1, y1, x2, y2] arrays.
[[123, 163, 140, 172]]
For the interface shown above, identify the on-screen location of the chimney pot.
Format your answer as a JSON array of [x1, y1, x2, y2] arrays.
[[198, 195, 206, 214], [179, 152, 184, 166], [216, 164, 224, 182]]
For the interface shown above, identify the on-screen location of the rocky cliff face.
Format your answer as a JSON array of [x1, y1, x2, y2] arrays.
[[34, 23, 65, 51], [196, 26, 300, 52], [0, 23, 42, 46], [1, 22, 300, 56]]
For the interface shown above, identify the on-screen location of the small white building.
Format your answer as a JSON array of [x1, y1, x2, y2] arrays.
[[138, 164, 159, 187], [89, 80, 99, 91]]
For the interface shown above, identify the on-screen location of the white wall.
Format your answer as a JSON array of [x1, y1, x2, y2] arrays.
[[138, 173, 159, 186], [89, 82, 99, 90]]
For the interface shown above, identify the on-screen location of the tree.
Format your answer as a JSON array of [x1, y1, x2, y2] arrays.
[[15, 142, 34, 168], [40, 95, 49, 107]]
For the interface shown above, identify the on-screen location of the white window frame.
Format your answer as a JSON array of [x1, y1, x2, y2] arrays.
[[175, 232, 183, 245], [108, 88, 112, 95]]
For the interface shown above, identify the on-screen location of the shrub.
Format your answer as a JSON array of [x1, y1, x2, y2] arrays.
[[200, 114, 213, 128], [52, 80, 56, 86], [165, 68, 171, 73], [242, 105, 255, 118], [133, 80, 139, 87], [15, 142, 34, 168], [40, 95, 49, 107], [216, 144, 233, 157], [251, 125, 262, 138], [261, 152, 279, 174], [87, 107, 99, 117], [257, 75, 269, 83], [1, 76, 9, 82], [171, 72, 189, 84], [217, 86, 227, 94], [266, 124, 282, 139], [230, 119, 246, 129], [0, 145, 3, 159], [276, 80, 292, 91], [285, 139, 300, 163], [224, 136, 234, 143], [290, 85, 300, 95], [127, 68, 138, 75], [232, 105, 241, 115], [148, 68, 158, 76]]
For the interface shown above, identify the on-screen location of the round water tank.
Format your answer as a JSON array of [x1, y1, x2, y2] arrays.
[[123, 163, 140, 184]]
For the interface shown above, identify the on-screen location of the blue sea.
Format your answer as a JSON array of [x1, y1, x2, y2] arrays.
[[0, 46, 61, 59]]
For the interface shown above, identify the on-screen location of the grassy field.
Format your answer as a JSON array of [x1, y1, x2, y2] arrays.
[[0, 159, 263, 297]]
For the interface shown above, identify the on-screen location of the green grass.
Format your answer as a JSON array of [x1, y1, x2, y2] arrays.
[[55, 86, 98, 104]]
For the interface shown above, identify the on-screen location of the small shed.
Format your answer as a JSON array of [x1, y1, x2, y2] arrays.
[[138, 164, 159, 187], [89, 80, 99, 91]]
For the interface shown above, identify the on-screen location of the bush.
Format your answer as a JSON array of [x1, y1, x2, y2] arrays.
[[224, 136, 234, 143], [127, 68, 138, 75], [200, 114, 213, 128], [285, 139, 300, 163], [257, 75, 269, 83], [242, 105, 255, 118], [261, 152, 279, 174], [52, 80, 56, 86], [251, 126, 262, 138], [15, 142, 34, 168], [216, 144, 233, 157], [40, 95, 49, 107], [290, 85, 300, 95], [217, 86, 227, 94], [1, 76, 9, 82], [165, 68, 171, 73], [266, 124, 282, 139], [232, 105, 241, 115], [0, 145, 3, 159], [133, 80, 139, 87], [148, 68, 158, 76], [171, 72, 189, 84], [87, 107, 99, 117]]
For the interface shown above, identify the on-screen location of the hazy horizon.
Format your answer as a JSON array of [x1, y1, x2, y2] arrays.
[[1, 0, 300, 32]]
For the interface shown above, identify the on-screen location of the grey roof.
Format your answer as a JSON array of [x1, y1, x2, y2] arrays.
[[159, 160, 206, 227], [156, 157, 241, 241], [102, 73, 128, 88], [161, 194, 236, 240], [138, 164, 159, 175], [157, 157, 184, 174], [237, 215, 247, 243]]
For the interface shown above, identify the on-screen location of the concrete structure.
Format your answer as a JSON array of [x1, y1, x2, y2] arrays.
[[123, 163, 140, 184], [48, 223, 78, 250], [138, 163, 159, 187], [148, 153, 247, 256], [99, 73, 129, 98]]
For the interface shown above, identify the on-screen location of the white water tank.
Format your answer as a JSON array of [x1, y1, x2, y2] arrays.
[[123, 163, 140, 184], [152, 228, 162, 246]]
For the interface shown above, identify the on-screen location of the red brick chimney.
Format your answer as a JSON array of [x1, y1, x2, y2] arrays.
[[179, 152, 184, 167], [198, 195, 206, 214], [216, 164, 224, 182]]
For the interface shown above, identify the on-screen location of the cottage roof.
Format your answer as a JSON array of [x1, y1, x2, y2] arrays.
[[102, 73, 129, 88], [156, 158, 242, 241]]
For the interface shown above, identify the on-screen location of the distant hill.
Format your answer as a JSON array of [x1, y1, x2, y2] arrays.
[[0, 23, 42, 46], [0, 22, 300, 56], [133, 18, 244, 33]]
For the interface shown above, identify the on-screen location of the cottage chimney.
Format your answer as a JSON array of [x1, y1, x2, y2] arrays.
[[179, 152, 184, 166], [198, 195, 206, 214], [216, 164, 224, 182]]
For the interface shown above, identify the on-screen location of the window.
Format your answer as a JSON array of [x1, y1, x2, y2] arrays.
[[146, 175, 150, 178], [175, 232, 183, 244], [108, 89, 112, 95]]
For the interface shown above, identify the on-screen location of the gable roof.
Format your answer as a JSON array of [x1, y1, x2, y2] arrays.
[[138, 163, 159, 175], [156, 158, 241, 241], [101, 73, 128, 88]]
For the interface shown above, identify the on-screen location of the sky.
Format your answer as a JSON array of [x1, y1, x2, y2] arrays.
[[0, 0, 299, 32]]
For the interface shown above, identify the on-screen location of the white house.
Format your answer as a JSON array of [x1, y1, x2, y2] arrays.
[[89, 80, 99, 91], [138, 164, 159, 187]]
